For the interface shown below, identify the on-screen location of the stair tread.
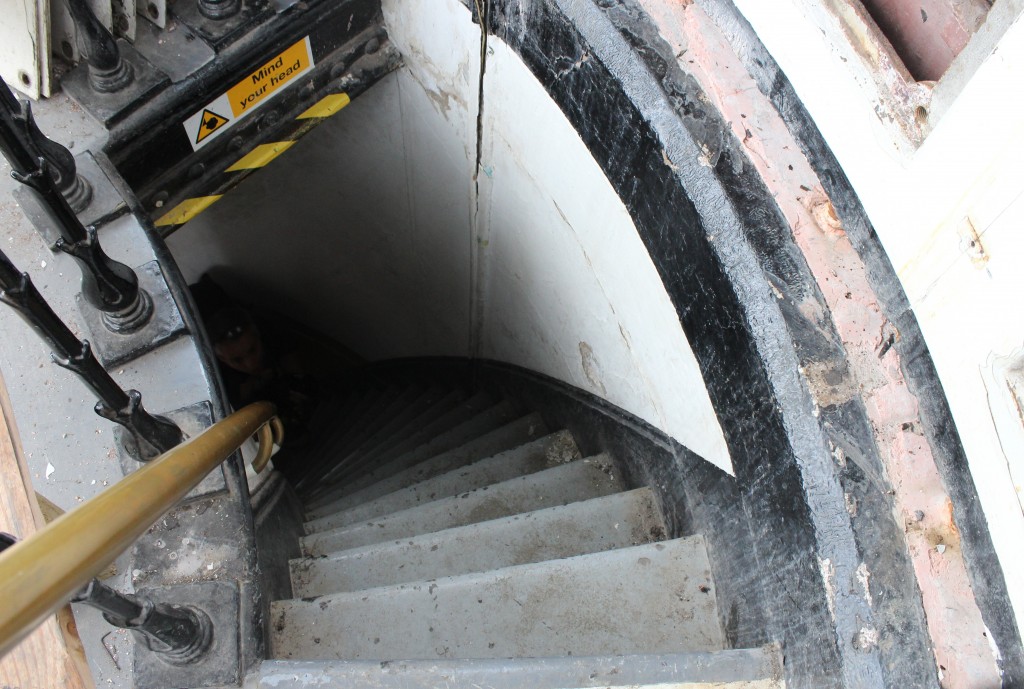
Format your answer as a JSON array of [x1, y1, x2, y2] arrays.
[[255, 647, 784, 688], [300, 454, 623, 554], [325, 385, 440, 474], [292, 487, 665, 596], [331, 387, 466, 473], [305, 428, 579, 532], [306, 410, 546, 516], [307, 398, 519, 505], [295, 386, 400, 490], [272, 536, 725, 661]]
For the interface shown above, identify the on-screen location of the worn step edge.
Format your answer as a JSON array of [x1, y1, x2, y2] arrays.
[[304, 428, 580, 531], [291, 487, 665, 596], [272, 536, 724, 660], [253, 646, 785, 688], [300, 453, 623, 554]]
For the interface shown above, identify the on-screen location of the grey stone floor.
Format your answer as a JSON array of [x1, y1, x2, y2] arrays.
[[0, 91, 213, 688]]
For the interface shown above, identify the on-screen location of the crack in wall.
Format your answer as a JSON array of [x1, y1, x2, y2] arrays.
[[469, 0, 491, 359]]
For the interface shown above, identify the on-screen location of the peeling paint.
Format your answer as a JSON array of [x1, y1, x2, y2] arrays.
[[638, 1, 1003, 684], [856, 562, 873, 607], [818, 556, 837, 622]]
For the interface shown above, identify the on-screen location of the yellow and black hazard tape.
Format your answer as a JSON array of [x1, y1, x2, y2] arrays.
[[153, 93, 352, 228]]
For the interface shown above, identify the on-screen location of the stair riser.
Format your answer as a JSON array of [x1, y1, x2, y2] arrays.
[[307, 409, 542, 512], [325, 388, 469, 480], [305, 428, 578, 531], [301, 455, 622, 555], [326, 387, 446, 477], [292, 488, 664, 596], [311, 389, 503, 491], [307, 399, 517, 503], [295, 387, 397, 491]]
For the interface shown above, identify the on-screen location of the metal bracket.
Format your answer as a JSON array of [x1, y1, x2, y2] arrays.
[[76, 260, 187, 367], [116, 400, 227, 498], [133, 580, 240, 689]]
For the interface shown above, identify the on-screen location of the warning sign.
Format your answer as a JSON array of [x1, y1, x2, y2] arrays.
[[194, 109, 230, 144], [183, 37, 315, 150]]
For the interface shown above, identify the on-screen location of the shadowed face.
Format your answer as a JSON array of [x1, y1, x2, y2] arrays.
[[214, 324, 267, 375]]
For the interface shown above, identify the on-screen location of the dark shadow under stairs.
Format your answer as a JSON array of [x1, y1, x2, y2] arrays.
[[255, 383, 784, 688]]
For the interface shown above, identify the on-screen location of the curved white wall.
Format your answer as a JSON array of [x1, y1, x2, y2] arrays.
[[169, 0, 730, 472]]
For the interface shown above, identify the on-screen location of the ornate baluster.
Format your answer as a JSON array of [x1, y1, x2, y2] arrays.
[[198, 0, 242, 20], [0, 81, 154, 333], [0, 535, 212, 664], [0, 248, 183, 460], [63, 0, 134, 93], [73, 580, 213, 664], [0, 86, 92, 212]]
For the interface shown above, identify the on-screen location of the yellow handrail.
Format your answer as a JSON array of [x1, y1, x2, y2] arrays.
[[0, 401, 279, 658]]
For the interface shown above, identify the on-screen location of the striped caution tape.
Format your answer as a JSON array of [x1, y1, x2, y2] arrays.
[[154, 92, 352, 228]]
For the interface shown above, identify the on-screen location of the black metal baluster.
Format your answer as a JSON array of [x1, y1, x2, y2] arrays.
[[63, 0, 134, 93], [0, 535, 212, 664], [73, 580, 213, 664], [0, 249, 183, 460], [0, 86, 92, 213], [0, 81, 154, 333], [198, 0, 242, 20]]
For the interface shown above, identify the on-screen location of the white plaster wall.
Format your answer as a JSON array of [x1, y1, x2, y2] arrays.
[[476, 38, 730, 469], [384, 0, 729, 470], [730, 0, 1024, 626], [170, 0, 731, 472], [168, 67, 475, 360]]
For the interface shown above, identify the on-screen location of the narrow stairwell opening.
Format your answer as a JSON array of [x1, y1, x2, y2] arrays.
[[154, 0, 1021, 686]]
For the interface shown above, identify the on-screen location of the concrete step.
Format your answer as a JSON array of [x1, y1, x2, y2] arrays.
[[324, 386, 449, 479], [292, 488, 665, 596], [329, 386, 424, 460], [313, 390, 498, 490], [306, 397, 517, 505], [300, 454, 623, 555], [305, 428, 578, 532], [306, 408, 543, 515], [272, 536, 725, 660], [294, 386, 399, 492], [254, 647, 785, 688], [337, 387, 467, 471]]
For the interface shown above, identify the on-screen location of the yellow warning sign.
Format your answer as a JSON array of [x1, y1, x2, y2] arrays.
[[194, 109, 230, 144], [183, 37, 314, 151], [227, 39, 312, 118]]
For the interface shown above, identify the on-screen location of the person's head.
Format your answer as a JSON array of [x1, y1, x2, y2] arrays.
[[208, 307, 267, 375]]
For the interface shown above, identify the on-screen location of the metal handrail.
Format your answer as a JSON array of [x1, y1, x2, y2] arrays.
[[0, 401, 279, 658]]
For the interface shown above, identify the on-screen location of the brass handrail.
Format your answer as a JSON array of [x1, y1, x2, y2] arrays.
[[0, 401, 278, 658]]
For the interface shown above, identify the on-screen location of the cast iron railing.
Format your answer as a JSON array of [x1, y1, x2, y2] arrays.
[[0, 401, 281, 659], [0, 246, 184, 459], [63, 0, 134, 93], [0, 79, 152, 332], [0, 66, 284, 667]]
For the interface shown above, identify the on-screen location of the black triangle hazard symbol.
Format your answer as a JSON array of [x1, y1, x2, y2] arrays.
[[195, 109, 230, 144]]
